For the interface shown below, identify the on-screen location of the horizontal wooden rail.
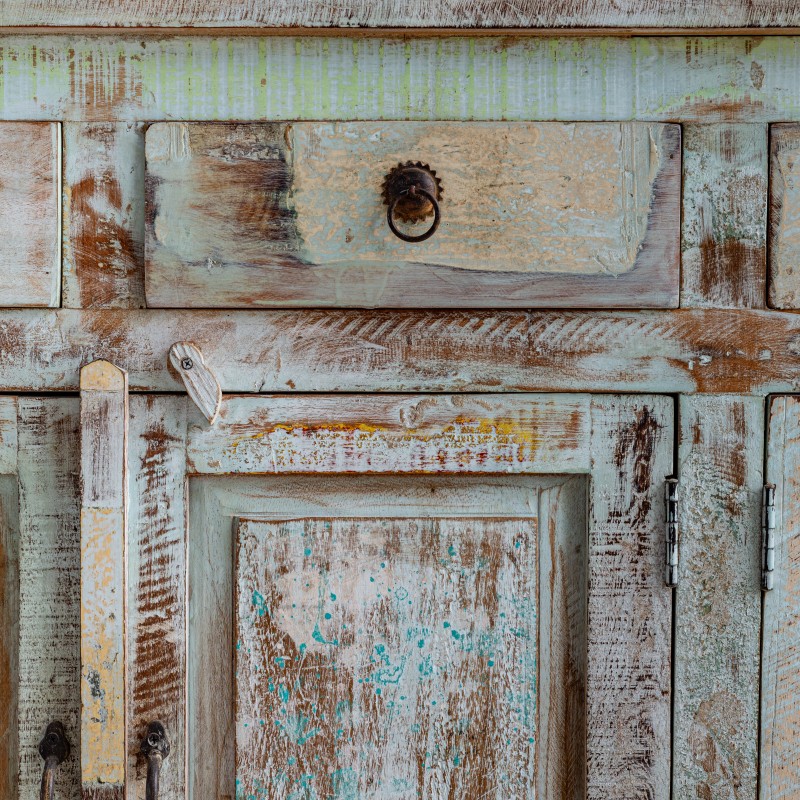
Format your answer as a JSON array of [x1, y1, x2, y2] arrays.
[[0, 308, 798, 395]]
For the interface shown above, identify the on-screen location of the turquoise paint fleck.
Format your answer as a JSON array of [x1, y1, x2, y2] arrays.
[[251, 590, 269, 618]]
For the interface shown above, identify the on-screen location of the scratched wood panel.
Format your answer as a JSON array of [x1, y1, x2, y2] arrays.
[[587, 395, 673, 798], [6, 0, 800, 27], [126, 396, 187, 800], [762, 395, 800, 800], [190, 475, 587, 797], [0, 397, 17, 800], [0, 308, 798, 395], [145, 121, 679, 309], [0, 395, 19, 800], [235, 516, 540, 798], [63, 123, 146, 310], [768, 125, 800, 310], [185, 394, 592, 475], [184, 394, 671, 796], [674, 396, 763, 800], [0, 122, 60, 307], [17, 398, 81, 799], [80, 361, 128, 798], [0, 36, 800, 124], [682, 125, 768, 309]]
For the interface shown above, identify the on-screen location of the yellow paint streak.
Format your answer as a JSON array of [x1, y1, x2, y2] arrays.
[[80, 506, 125, 785]]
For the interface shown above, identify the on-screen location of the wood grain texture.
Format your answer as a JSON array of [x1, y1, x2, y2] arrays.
[[769, 124, 800, 310], [762, 395, 800, 800], [682, 125, 767, 309], [0, 308, 799, 395], [1, 36, 800, 124], [236, 516, 539, 798], [145, 121, 679, 309], [63, 123, 146, 310], [4, 0, 800, 28], [674, 396, 763, 800], [0, 398, 17, 800], [80, 361, 128, 794], [17, 398, 81, 800], [189, 475, 547, 797], [186, 394, 592, 475], [0, 477, 19, 800], [169, 342, 221, 424], [0, 122, 60, 307], [127, 396, 187, 800], [587, 395, 673, 799]]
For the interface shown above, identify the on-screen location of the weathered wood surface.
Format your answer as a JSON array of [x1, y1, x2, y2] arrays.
[[762, 395, 800, 800], [17, 399, 81, 799], [127, 396, 187, 800], [0, 122, 60, 307], [587, 395, 672, 799], [145, 121, 679, 309], [168, 343, 221, 424], [682, 125, 767, 309], [180, 394, 671, 796], [1, 36, 800, 123], [80, 361, 128, 797], [674, 396, 763, 800], [189, 475, 574, 797], [63, 123, 146, 310], [186, 394, 592, 475], [0, 308, 799, 395], [236, 516, 540, 797], [4, 0, 800, 28], [0, 398, 18, 800], [769, 125, 800, 310]]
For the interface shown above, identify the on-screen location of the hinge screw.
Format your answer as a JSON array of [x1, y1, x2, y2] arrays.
[[180, 357, 194, 371]]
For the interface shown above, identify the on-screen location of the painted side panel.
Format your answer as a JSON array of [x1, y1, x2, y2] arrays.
[[17, 398, 81, 799], [0, 397, 19, 800], [763, 396, 800, 800], [674, 396, 763, 800], [127, 396, 188, 800], [235, 516, 539, 798], [586, 395, 673, 799], [145, 121, 680, 309], [0, 122, 60, 307]]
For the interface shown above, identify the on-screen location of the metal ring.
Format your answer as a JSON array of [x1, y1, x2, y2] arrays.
[[386, 187, 440, 243]]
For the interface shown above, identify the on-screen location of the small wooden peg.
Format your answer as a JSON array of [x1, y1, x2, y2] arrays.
[[169, 342, 222, 425]]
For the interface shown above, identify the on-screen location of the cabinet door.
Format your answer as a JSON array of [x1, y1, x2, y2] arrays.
[[763, 395, 800, 798], [124, 393, 674, 800]]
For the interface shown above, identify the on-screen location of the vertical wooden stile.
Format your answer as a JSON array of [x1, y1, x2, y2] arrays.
[[80, 360, 128, 799]]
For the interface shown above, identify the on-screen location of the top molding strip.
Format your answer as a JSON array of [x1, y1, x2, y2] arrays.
[[4, 1, 800, 29]]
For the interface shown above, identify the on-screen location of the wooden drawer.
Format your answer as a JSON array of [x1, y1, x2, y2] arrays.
[[144, 121, 680, 309], [0, 123, 60, 307]]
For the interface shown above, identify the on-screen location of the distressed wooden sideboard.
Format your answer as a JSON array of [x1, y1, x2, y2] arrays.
[[4, 5, 800, 800]]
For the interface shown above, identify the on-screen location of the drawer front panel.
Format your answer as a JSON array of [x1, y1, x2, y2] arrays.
[[0, 123, 60, 308], [145, 121, 680, 308]]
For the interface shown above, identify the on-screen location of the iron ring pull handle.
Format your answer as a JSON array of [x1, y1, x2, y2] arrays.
[[381, 161, 443, 244], [386, 186, 441, 243], [38, 722, 70, 800], [141, 721, 171, 800]]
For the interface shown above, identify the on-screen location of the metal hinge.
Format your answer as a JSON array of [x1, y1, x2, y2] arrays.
[[665, 478, 679, 588], [762, 483, 777, 592]]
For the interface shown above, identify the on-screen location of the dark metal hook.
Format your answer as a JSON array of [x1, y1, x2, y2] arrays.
[[141, 721, 171, 800], [38, 722, 70, 800]]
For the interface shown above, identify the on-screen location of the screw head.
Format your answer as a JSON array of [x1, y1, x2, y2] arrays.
[[180, 357, 194, 370]]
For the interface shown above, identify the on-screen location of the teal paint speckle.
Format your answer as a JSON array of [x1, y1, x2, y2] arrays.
[[329, 593, 337, 601], [251, 590, 269, 618]]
